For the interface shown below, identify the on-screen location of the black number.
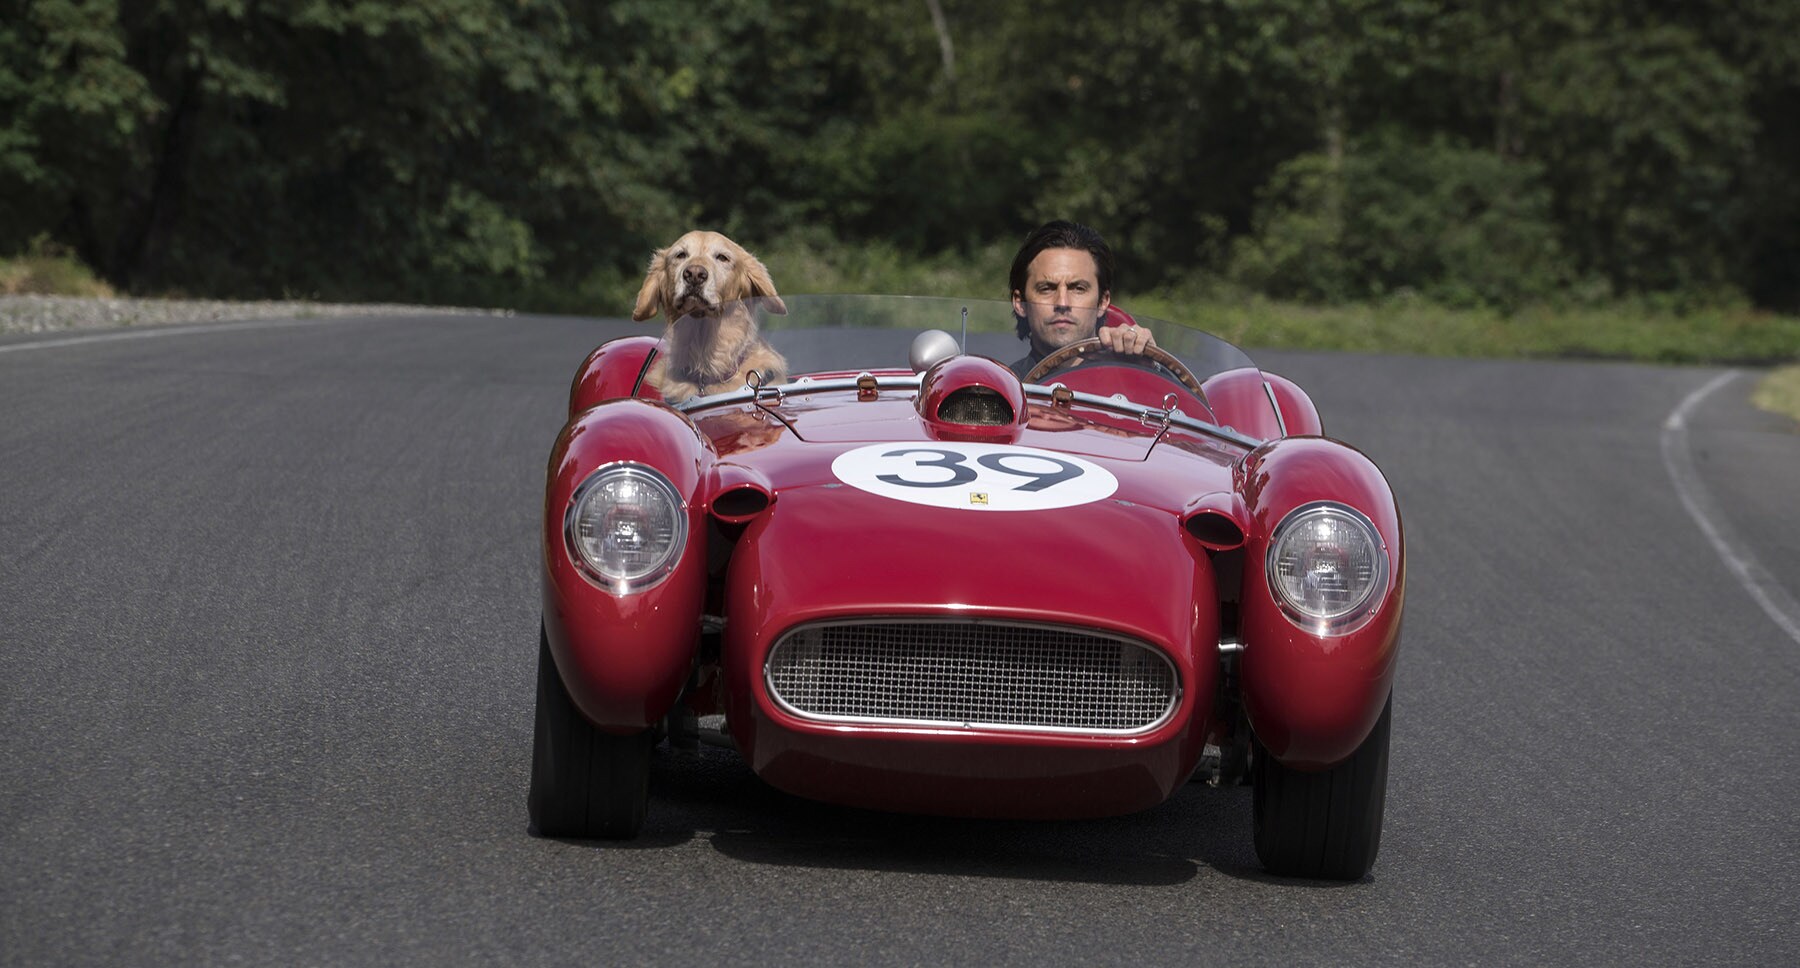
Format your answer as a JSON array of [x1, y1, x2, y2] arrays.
[[874, 448, 1088, 492], [877, 448, 978, 488], [977, 453, 1084, 492]]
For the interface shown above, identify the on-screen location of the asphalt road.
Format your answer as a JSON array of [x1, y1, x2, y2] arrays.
[[2, 315, 1796, 966]]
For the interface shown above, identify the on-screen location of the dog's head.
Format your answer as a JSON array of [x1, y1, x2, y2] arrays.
[[631, 230, 787, 323]]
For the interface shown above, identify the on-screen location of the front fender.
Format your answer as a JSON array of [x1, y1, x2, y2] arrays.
[[542, 398, 710, 731], [1236, 436, 1405, 769]]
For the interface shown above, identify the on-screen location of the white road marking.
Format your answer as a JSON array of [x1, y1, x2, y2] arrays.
[[0, 316, 390, 355], [1660, 370, 1800, 645]]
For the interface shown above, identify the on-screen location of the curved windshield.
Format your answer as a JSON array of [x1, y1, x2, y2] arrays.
[[672, 294, 1275, 434]]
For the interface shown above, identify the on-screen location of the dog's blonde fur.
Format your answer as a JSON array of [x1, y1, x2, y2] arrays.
[[631, 230, 787, 403]]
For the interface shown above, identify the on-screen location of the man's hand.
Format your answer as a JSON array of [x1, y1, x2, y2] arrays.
[[1097, 324, 1156, 355]]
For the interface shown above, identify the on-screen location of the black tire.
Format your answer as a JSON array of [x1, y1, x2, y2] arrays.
[[1252, 694, 1391, 880], [528, 622, 653, 839]]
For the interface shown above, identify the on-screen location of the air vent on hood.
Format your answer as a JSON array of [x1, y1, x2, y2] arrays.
[[938, 386, 1014, 426], [915, 356, 1025, 438]]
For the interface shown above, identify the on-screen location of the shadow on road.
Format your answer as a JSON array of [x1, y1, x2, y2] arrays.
[[542, 745, 1364, 889]]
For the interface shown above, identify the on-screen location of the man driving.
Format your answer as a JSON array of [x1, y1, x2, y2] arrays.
[[1008, 220, 1155, 380]]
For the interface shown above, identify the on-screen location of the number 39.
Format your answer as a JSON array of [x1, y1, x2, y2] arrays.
[[876, 448, 1083, 492]]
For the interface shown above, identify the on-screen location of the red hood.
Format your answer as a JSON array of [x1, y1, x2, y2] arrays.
[[692, 394, 1243, 650], [729, 483, 1209, 648], [694, 396, 1243, 497]]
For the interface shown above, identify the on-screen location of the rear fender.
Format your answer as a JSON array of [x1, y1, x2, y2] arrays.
[[1198, 368, 1322, 439], [569, 336, 664, 418], [542, 398, 710, 731], [1261, 372, 1323, 437], [1236, 436, 1404, 769]]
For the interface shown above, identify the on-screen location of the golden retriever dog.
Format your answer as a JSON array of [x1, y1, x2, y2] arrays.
[[631, 230, 787, 402]]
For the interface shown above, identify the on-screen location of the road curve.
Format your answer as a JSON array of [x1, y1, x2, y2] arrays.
[[2, 315, 1796, 966]]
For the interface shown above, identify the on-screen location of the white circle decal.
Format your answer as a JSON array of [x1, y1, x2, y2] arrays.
[[830, 442, 1118, 511]]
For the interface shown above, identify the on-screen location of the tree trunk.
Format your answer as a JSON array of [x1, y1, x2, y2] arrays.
[[1495, 69, 1519, 158], [1321, 95, 1346, 239], [110, 66, 203, 291], [924, 0, 955, 88]]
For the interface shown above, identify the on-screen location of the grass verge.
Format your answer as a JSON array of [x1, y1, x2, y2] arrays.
[[1752, 366, 1800, 426], [754, 239, 1800, 367], [0, 243, 114, 298], [12, 237, 1799, 371], [1127, 294, 1800, 365]]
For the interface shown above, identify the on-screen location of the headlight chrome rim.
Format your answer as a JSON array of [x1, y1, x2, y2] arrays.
[[564, 462, 688, 594], [1265, 501, 1389, 635]]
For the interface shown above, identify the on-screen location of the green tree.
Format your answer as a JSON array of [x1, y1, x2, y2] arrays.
[[1231, 136, 1565, 307], [0, 0, 157, 268], [3, 0, 1796, 311], [1518, 21, 1754, 296]]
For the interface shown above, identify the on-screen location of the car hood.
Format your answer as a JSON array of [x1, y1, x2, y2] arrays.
[[725, 478, 1216, 652], [698, 399, 1237, 651], [694, 398, 1243, 508]]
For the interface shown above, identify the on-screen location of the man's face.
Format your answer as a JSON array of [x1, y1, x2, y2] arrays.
[[1013, 247, 1111, 356]]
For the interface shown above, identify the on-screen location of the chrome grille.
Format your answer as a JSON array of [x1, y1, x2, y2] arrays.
[[765, 620, 1178, 734]]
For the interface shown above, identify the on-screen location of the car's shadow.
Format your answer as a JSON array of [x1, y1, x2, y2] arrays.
[[552, 745, 1357, 888]]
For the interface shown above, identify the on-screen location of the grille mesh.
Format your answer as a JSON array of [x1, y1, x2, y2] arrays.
[[766, 621, 1177, 733]]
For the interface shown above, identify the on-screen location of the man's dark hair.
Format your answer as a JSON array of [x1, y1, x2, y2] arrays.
[[1010, 220, 1115, 339]]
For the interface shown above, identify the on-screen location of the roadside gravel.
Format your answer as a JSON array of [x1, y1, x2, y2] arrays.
[[0, 294, 509, 335]]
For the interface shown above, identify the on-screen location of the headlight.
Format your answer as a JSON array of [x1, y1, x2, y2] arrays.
[[1266, 502, 1388, 634], [565, 464, 687, 592]]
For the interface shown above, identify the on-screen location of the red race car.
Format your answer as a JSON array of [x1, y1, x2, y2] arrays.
[[532, 295, 1403, 880]]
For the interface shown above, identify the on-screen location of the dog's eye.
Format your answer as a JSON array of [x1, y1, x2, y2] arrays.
[[714, 252, 731, 263], [673, 250, 687, 260]]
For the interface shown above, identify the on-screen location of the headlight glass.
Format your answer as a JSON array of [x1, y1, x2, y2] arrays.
[[1267, 502, 1387, 633], [566, 464, 686, 592]]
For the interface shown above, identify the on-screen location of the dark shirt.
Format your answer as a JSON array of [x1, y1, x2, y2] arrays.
[[1009, 348, 1048, 381]]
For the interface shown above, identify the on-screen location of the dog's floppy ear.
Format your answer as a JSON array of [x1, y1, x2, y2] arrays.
[[631, 248, 670, 321], [743, 252, 787, 316]]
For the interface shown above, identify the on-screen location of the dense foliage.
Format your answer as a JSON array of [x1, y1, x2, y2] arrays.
[[2, 0, 1796, 313]]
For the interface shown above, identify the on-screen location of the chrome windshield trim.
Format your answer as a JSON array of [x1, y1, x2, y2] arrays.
[[1263, 380, 1288, 438], [673, 374, 1265, 449], [674, 374, 924, 411]]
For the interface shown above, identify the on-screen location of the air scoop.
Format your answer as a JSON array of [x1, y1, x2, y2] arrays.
[[916, 355, 1027, 440]]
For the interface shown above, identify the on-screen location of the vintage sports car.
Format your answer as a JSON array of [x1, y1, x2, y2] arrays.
[[531, 295, 1404, 880]]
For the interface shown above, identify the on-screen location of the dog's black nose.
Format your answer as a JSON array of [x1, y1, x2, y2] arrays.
[[683, 264, 709, 286]]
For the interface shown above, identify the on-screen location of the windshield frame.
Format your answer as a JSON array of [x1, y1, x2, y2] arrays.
[[673, 372, 1268, 450], [662, 293, 1273, 448]]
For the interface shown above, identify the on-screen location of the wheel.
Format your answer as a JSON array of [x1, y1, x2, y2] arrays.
[[1022, 335, 1210, 400], [1252, 694, 1391, 880], [528, 621, 653, 839]]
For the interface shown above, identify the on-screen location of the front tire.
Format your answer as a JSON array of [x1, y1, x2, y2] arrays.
[[1252, 694, 1391, 880], [528, 622, 653, 839]]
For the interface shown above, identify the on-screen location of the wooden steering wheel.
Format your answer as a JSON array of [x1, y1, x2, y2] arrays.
[[1023, 336, 1209, 400]]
